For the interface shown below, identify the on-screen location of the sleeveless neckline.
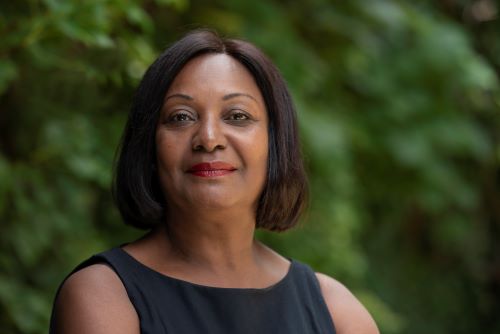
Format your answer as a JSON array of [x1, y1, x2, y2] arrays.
[[50, 247, 337, 333], [117, 247, 296, 293]]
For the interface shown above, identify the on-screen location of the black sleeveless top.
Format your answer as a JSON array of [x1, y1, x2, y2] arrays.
[[50, 247, 336, 334]]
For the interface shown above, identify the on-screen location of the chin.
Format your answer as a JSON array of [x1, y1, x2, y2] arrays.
[[191, 195, 241, 210]]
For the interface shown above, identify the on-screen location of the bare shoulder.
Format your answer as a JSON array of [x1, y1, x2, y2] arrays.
[[53, 263, 139, 334], [316, 273, 380, 334]]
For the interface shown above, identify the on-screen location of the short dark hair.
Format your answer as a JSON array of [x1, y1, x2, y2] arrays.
[[113, 29, 308, 231]]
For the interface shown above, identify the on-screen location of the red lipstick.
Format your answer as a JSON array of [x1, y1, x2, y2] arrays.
[[187, 162, 236, 177]]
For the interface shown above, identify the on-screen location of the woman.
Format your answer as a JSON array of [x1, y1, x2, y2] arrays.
[[51, 30, 379, 334]]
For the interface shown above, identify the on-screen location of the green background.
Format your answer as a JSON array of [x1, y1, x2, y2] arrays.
[[1, 0, 499, 333]]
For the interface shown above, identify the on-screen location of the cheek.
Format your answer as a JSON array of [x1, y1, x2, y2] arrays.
[[156, 132, 183, 175], [249, 130, 269, 175], [155, 133, 187, 202], [259, 136, 269, 167]]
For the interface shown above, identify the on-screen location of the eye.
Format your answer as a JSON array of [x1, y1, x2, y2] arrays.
[[225, 110, 252, 122], [165, 111, 196, 125], [171, 113, 193, 122], [230, 113, 248, 120]]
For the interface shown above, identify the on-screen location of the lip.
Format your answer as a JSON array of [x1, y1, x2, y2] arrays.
[[187, 162, 237, 177]]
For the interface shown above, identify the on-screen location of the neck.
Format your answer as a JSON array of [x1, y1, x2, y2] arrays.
[[155, 206, 260, 272]]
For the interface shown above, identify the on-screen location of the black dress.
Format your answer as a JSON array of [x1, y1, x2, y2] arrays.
[[50, 247, 336, 334]]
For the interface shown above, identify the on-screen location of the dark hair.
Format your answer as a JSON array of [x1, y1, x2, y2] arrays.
[[113, 29, 308, 231]]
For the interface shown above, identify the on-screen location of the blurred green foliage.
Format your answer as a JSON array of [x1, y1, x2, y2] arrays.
[[1, 0, 499, 333]]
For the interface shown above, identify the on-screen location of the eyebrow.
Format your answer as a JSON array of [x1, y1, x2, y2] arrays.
[[165, 92, 258, 103], [222, 93, 258, 102], [165, 93, 193, 101]]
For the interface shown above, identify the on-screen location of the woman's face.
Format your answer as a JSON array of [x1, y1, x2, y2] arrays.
[[156, 53, 269, 214]]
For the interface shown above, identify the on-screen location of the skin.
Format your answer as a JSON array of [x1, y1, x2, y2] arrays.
[[54, 54, 379, 334]]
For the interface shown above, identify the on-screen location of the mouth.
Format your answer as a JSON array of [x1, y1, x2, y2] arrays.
[[187, 162, 237, 177]]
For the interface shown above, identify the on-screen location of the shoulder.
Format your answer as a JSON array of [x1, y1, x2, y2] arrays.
[[53, 263, 139, 334], [315, 272, 380, 334]]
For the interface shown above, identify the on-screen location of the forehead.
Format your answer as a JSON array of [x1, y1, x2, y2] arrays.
[[166, 53, 263, 100]]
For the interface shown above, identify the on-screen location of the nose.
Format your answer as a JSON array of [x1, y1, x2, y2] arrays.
[[191, 116, 227, 152]]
